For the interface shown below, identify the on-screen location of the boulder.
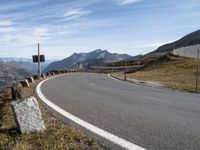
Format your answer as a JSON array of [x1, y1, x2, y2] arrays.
[[11, 96, 46, 134], [11, 83, 23, 100]]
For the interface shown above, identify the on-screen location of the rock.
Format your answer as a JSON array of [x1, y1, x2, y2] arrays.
[[0, 87, 12, 99], [26, 77, 34, 83], [11, 83, 23, 100], [11, 96, 46, 134], [20, 80, 30, 87]]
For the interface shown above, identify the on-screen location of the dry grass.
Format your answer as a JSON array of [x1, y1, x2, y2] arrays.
[[113, 57, 200, 92], [0, 78, 103, 150]]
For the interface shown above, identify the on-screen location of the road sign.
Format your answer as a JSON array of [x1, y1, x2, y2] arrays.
[[32, 43, 45, 79], [32, 55, 45, 63]]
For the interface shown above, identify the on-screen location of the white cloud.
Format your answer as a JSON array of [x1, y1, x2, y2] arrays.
[[0, 27, 17, 33], [0, 2, 39, 12], [63, 9, 90, 19], [33, 27, 50, 41], [117, 0, 141, 5], [0, 20, 15, 26]]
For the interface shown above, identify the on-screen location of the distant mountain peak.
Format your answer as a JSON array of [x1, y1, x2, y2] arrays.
[[94, 49, 103, 52], [44, 49, 132, 72]]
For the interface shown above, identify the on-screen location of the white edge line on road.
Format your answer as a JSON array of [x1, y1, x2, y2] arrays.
[[108, 73, 126, 83], [36, 75, 146, 150]]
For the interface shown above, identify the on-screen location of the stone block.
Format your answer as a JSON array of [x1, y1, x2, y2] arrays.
[[41, 74, 46, 78], [11, 96, 46, 134], [46, 72, 51, 76], [26, 77, 34, 83], [54, 70, 60, 74], [11, 83, 23, 100], [51, 72, 55, 76], [33, 75, 39, 80], [20, 80, 30, 87]]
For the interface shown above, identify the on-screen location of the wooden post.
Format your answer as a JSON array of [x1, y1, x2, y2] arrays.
[[196, 47, 200, 93], [38, 43, 41, 79]]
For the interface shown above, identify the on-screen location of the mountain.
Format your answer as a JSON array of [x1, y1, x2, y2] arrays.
[[0, 57, 56, 74], [44, 49, 132, 72], [151, 29, 200, 54], [0, 61, 32, 89]]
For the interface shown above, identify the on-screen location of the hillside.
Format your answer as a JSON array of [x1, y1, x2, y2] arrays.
[[44, 49, 132, 72], [0, 61, 31, 89], [151, 29, 200, 54], [112, 54, 200, 92], [108, 30, 200, 73], [0, 58, 55, 74]]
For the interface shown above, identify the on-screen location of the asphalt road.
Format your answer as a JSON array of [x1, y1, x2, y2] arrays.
[[40, 73, 200, 150]]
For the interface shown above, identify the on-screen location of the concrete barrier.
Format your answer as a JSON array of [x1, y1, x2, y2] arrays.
[[26, 77, 34, 83], [33, 75, 38, 80], [55, 70, 61, 74], [20, 80, 30, 87], [46, 72, 51, 76], [11, 96, 46, 134], [60, 70, 65, 74], [41, 74, 46, 78], [51, 72, 55, 76]]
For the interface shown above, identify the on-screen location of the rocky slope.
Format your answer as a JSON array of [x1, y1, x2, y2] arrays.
[[0, 61, 32, 89], [151, 29, 200, 54], [44, 49, 132, 72], [0, 58, 55, 74]]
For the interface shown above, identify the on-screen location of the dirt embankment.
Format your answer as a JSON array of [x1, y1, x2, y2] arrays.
[[112, 54, 200, 92]]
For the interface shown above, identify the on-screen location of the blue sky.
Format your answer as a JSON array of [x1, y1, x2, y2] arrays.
[[0, 0, 200, 59]]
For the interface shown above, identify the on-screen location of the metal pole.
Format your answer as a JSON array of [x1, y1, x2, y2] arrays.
[[196, 47, 200, 93], [124, 60, 127, 81], [112, 58, 114, 73], [38, 43, 41, 79]]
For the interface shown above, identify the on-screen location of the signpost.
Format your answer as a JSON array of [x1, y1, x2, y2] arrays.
[[32, 43, 45, 79]]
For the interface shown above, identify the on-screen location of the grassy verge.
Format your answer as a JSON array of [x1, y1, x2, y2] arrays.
[[0, 78, 103, 150], [112, 56, 200, 92]]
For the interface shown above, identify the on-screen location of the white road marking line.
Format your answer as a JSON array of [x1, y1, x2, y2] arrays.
[[36, 75, 146, 150], [108, 74, 126, 83]]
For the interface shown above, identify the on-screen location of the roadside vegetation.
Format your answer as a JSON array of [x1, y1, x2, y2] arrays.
[[0, 80, 103, 150], [112, 54, 200, 92]]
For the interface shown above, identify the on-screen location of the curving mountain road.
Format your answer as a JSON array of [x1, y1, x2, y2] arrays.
[[39, 73, 200, 150]]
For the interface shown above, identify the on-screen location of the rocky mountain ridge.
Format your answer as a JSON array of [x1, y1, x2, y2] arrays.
[[151, 29, 200, 54], [44, 49, 132, 72]]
